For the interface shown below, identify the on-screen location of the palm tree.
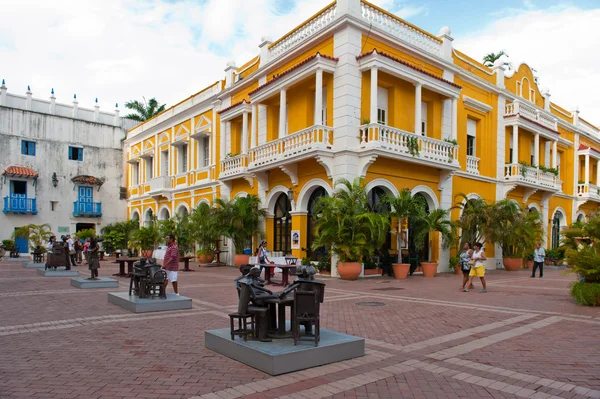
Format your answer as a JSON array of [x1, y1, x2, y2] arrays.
[[383, 189, 427, 263], [483, 50, 510, 68], [312, 178, 389, 263], [124, 97, 166, 122], [455, 194, 489, 247], [412, 208, 456, 259], [215, 195, 267, 255]]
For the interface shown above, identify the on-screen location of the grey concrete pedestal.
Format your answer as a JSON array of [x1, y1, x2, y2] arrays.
[[107, 292, 192, 313], [6, 257, 29, 262], [71, 277, 119, 289], [205, 327, 365, 375], [24, 262, 46, 269], [37, 269, 79, 277]]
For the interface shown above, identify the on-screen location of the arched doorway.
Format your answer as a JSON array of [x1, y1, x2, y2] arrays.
[[131, 211, 140, 226], [144, 209, 154, 227], [408, 193, 429, 274], [367, 186, 392, 248], [273, 194, 292, 255], [552, 210, 563, 249], [158, 207, 170, 221], [306, 187, 328, 261], [577, 213, 585, 223], [177, 205, 189, 217]]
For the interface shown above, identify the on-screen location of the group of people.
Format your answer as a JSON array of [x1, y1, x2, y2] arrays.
[[45, 234, 101, 278], [458, 241, 546, 292]]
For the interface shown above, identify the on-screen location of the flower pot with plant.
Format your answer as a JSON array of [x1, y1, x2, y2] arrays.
[[100, 220, 139, 256], [13, 224, 53, 254], [131, 220, 161, 258], [311, 178, 389, 280], [449, 256, 461, 274], [525, 252, 534, 269], [363, 257, 382, 276], [215, 195, 266, 266], [190, 202, 220, 264], [383, 189, 427, 279], [411, 207, 456, 277], [317, 254, 331, 275]]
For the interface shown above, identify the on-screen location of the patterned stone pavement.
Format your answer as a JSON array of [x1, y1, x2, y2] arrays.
[[0, 258, 599, 399]]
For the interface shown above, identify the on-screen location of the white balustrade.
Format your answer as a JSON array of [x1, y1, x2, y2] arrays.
[[577, 183, 600, 200], [360, 1, 442, 56], [249, 125, 333, 167], [149, 176, 172, 192], [358, 123, 458, 165], [504, 100, 558, 131], [504, 163, 559, 189], [466, 155, 480, 175], [269, 4, 337, 58], [220, 154, 248, 178]]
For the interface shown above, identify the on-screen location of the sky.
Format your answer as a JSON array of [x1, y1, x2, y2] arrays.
[[1, 0, 599, 125]]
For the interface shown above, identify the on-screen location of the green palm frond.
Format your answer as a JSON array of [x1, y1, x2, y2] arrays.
[[124, 97, 166, 122]]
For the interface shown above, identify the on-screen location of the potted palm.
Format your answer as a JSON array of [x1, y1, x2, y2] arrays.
[[215, 195, 266, 266], [190, 202, 220, 263], [131, 220, 160, 258], [383, 189, 427, 279], [311, 178, 389, 280], [412, 208, 456, 277], [484, 200, 542, 271], [13, 224, 53, 254]]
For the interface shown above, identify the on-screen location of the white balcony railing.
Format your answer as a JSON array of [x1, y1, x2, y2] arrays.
[[577, 183, 600, 201], [359, 124, 459, 165], [249, 125, 333, 168], [504, 100, 558, 131], [149, 176, 172, 192], [220, 154, 249, 178], [360, 1, 442, 56], [504, 163, 560, 189], [269, 3, 337, 58], [466, 155, 480, 175]]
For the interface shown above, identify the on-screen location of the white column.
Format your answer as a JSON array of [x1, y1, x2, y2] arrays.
[[585, 153, 590, 184], [242, 111, 249, 154], [552, 141, 558, 169], [25, 86, 32, 111], [314, 69, 323, 126], [451, 97, 458, 140], [219, 121, 226, 162], [534, 133, 540, 166], [0, 80, 7, 106], [94, 99, 100, 122], [49, 89, 56, 115], [370, 67, 378, 124], [72, 95, 79, 119], [211, 106, 218, 166], [512, 125, 519, 163], [251, 104, 257, 149], [414, 83, 422, 135], [279, 89, 287, 138], [114, 104, 120, 126]]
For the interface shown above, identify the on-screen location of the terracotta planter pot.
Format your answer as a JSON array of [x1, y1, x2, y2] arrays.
[[233, 254, 250, 267], [337, 262, 362, 280], [454, 266, 463, 274], [392, 263, 410, 279], [526, 260, 534, 269], [197, 254, 214, 264], [141, 249, 153, 258], [421, 262, 438, 277], [364, 268, 382, 276], [503, 257, 523, 271]]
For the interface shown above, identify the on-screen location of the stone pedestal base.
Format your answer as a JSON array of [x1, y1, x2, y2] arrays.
[[24, 262, 45, 269], [107, 292, 192, 313], [71, 277, 119, 289], [36, 269, 80, 277], [205, 327, 365, 375]]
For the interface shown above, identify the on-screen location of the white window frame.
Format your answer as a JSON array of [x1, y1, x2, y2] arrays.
[[131, 162, 139, 186], [421, 102, 428, 136], [145, 157, 153, 181], [160, 150, 169, 176], [466, 119, 476, 157], [203, 137, 210, 168], [178, 144, 188, 173], [377, 87, 388, 125]]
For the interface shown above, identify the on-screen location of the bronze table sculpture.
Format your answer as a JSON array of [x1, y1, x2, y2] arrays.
[[129, 257, 167, 299]]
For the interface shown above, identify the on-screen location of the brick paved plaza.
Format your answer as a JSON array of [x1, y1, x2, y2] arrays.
[[1, 259, 599, 399]]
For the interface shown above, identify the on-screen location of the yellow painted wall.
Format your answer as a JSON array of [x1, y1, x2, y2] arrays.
[[505, 64, 545, 109], [452, 50, 495, 84]]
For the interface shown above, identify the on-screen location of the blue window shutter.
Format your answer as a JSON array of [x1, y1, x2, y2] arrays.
[[78, 148, 83, 161], [68, 146, 73, 159], [21, 141, 25, 155], [32, 142, 36, 156]]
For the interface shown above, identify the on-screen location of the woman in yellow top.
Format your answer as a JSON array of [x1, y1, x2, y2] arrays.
[[463, 242, 487, 293]]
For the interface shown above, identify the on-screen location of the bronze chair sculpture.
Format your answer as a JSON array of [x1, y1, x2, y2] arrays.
[[229, 282, 255, 341], [129, 258, 167, 299], [45, 242, 69, 270], [292, 289, 320, 346]]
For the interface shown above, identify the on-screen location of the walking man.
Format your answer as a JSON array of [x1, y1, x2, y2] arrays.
[[66, 235, 77, 267], [532, 242, 545, 278], [162, 234, 180, 296]]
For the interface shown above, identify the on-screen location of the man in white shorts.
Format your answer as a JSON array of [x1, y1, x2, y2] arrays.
[[162, 234, 180, 295]]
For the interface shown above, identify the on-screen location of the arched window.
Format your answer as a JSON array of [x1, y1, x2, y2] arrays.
[[577, 213, 585, 223], [552, 211, 563, 249], [368, 186, 392, 254], [273, 194, 292, 254], [306, 187, 328, 261], [409, 193, 429, 273], [144, 209, 154, 227]]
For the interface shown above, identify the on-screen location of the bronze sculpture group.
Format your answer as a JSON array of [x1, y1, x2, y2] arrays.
[[129, 257, 168, 299], [231, 264, 325, 346]]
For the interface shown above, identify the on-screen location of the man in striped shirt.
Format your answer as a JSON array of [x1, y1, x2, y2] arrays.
[[163, 234, 180, 296]]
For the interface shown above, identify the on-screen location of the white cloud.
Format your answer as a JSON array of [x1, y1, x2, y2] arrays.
[[455, 5, 600, 125]]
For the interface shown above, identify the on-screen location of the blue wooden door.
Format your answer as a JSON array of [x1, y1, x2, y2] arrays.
[[78, 186, 93, 213], [14, 228, 28, 253]]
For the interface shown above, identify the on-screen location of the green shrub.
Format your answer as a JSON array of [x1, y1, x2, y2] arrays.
[[570, 282, 600, 306], [2, 239, 15, 248], [301, 257, 311, 266], [317, 254, 331, 273]]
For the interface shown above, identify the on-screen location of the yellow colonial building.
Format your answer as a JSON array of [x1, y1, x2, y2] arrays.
[[124, 0, 600, 276]]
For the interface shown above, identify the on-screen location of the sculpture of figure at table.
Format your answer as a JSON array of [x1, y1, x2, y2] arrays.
[[281, 264, 326, 334], [235, 264, 253, 291], [240, 266, 284, 305]]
